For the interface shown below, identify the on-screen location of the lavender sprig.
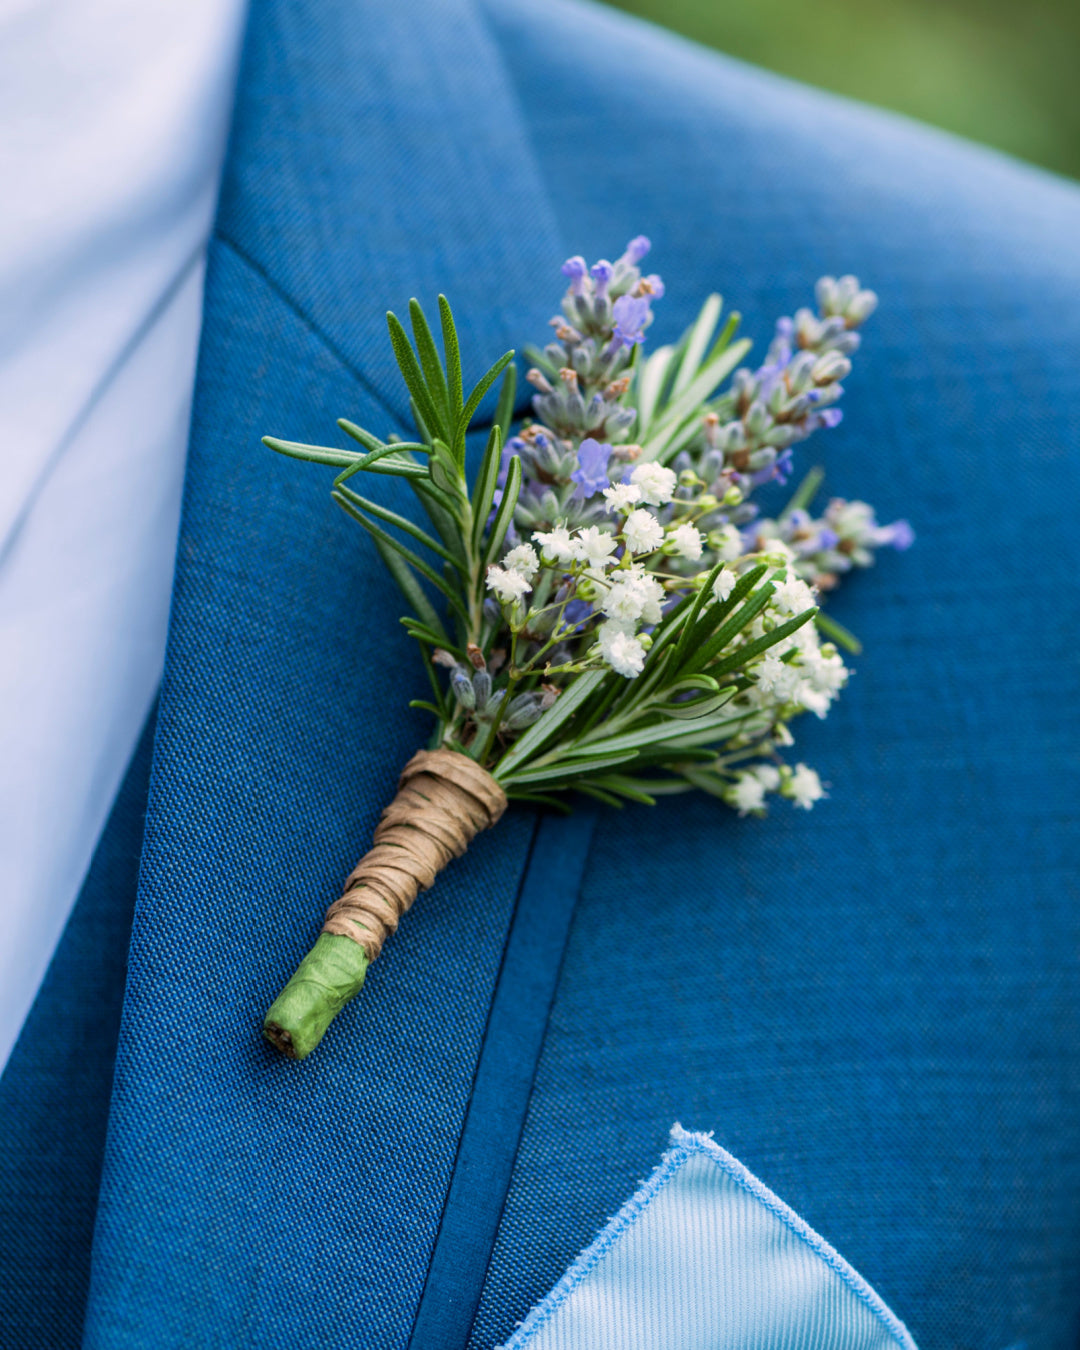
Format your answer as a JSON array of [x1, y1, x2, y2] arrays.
[[266, 240, 910, 820]]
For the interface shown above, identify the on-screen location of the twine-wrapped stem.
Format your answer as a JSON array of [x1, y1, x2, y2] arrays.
[[263, 749, 507, 1059]]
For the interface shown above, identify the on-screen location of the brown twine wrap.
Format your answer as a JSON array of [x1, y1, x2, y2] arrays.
[[321, 748, 507, 960]]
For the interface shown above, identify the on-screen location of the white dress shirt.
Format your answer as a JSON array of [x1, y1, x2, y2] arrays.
[[0, 0, 248, 1073]]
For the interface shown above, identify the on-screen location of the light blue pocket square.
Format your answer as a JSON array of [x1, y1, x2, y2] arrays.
[[500, 1126, 916, 1350]]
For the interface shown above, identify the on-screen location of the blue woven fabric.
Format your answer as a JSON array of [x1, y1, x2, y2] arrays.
[[466, 5, 1080, 1349], [7, 0, 1069, 1345], [0, 709, 155, 1349], [500, 1127, 916, 1350]]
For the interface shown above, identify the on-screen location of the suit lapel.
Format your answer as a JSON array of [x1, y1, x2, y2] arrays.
[[214, 0, 563, 415], [83, 2, 568, 1345]]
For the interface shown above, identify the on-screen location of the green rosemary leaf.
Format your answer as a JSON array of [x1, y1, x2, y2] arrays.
[[677, 767, 731, 799], [494, 668, 607, 779], [500, 749, 640, 787], [656, 688, 738, 719], [408, 700, 443, 717], [672, 562, 727, 665], [400, 617, 457, 649], [780, 464, 826, 519], [641, 337, 752, 462], [635, 343, 675, 436], [814, 609, 863, 655], [453, 350, 515, 464], [561, 701, 735, 757], [262, 436, 364, 468], [678, 581, 776, 675], [409, 299, 451, 430], [503, 789, 573, 812], [470, 424, 503, 556], [428, 437, 465, 496], [611, 643, 673, 711], [333, 442, 431, 489], [575, 783, 625, 808], [334, 486, 463, 571], [387, 310, 445, 444], [706, 312, 741, 363], [335, 420, 383, 452], [633, 593, 695, 674], [678, 563, 769, 662], [665, 675, 721, 695], [411, 396, 437, 449], [482, 453, 521, 567], [336, 427, 431, 460], [406, 481, 466, 562], [493, 363, 517, 444], [368, 534, 448, 642], [438, 295, 464, 425], [588, 775, 657, 806], [332, 489, 467, 621], [630, 745, 719, 767], [523, 344, 560, 380], [332, 444, 429, 480], [345, 457, 428, 480], [707, 607, 818, 678], [655, 710, 763, 752], [671, 293, 722, 398], [605, 776, 696, 796], [408, 474, 461, 520]]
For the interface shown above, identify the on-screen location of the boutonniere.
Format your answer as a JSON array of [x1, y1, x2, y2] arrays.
[[262, 238, 911, 1059]]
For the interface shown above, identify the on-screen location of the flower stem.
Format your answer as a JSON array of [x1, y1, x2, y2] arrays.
[[262, 933, 369, 1060]]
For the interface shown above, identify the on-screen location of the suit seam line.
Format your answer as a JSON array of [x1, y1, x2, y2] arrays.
[[463, 811, 597, 1348], [403, 807, 545, 1350], [212, 230, 411, 428]]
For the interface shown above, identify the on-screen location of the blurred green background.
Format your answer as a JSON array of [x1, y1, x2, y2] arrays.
[[603, 0, 1079, 181]]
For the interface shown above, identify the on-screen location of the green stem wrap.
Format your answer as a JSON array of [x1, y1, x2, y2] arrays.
[[262, 748, 507, 1059]]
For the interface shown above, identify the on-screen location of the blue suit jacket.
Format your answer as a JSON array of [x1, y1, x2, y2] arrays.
[[3, 0, 1079, 1346]]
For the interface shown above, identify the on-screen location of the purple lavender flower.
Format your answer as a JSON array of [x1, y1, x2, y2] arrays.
[[611, 293, 651, 348], [570, 437, 612, 498], [621, 235, 651, 265], [590, 259, 614, 299], [881, 519, 915, 550], [561, 256, 588, 295], [562, 599, 593, 629]]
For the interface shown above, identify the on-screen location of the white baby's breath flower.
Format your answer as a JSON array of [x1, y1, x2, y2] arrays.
[[622, 508, 664, 554], [772, 574, 816, 616], [726, 772, 766, 815], [795, 683, 832, 718], [790, 614, 821, 652], [575, 525, 619, 568], [630, 461, 677, 506], [801, 648, 848, 695], [597, 622, 646, 678], [760, 539, 798, 566], [602, 568, 664, 625], [668, 523, 703, 560], [711, 525, 743, 562], [712, 567, 737, 603], [750, 763, 781, 791], [602, 482, 642, 513], [784, 762, 825, 809], [754, 651, 801, 700], [532, 526, 576, 566], [486, 565, 532, 604], [502, 543, 539, 576]]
